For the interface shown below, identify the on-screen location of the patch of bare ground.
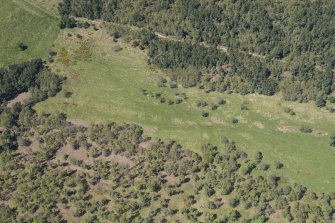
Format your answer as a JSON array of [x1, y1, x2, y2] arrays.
[[56, 144, 88, 161], [17, 137, 39, 154], [277, 125, 297, 133], [6, 92, 30, 108], [91, 179, 112, 196], [253, 121, 264, 129], [106, 154, 134, 167], [56, 203, 74, 221], [68, 119, 90, 127], [269, 209, 281, 221], [312, 131, 328, 137], [139, 141, 150, 149], [211, 116, 223, 124], [161, 171, 180, 187]]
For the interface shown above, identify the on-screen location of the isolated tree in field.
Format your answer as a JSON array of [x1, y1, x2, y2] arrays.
[[18, 43, 28, 51]]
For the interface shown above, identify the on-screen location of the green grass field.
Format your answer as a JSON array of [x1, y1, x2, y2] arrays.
[[34, 27, 335, 193], [0, 0, 59, 66]]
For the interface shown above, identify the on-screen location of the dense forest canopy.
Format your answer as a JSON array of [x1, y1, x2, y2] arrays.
[[0, 60, 43, 101], [58, 0, 335, 102]]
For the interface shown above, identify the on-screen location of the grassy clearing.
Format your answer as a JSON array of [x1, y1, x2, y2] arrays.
[[0, 0, 59, 66], [34, 27, 335, 193]]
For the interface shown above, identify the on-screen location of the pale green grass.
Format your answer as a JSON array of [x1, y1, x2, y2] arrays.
[[0, 0, 59, 66], [35, 28, 335, 193]]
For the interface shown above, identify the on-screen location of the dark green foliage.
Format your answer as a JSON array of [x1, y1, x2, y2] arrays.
[[201, 111, 209, 117], [274, 162, 284, 169], [229, 198, 240, 208], [330, 133, 335, 147], [30, 71, 63, 103], [0, 59, 43, 101], [315, 96, 326, 108], [196, 100, 207, 108], [59, 15, 77, 29], [18, 42, 28, 51], [58, 0, 335, 102], [0, 129, 17, 151], [210, 103, 218, 111], [216, 98, 225, 105], [329, 96, 335, 104], [231, 117, 238, 124], [258, 162, 269, 171]]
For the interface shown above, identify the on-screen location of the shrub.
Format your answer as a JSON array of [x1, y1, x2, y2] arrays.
[[210, 103, 218, 110], [229, 198, 240, 208], [17, 136, 30, 146], [330, 133, 335, 147], [231, 117, 238, 124], [216, 98, 226, 105], [132, 41, 140, 47], [202, 111, 209, 117], [158, 77, 167, 87], [274, 162, 284, 169], [175, 98, 183, 104], [113, 31, 121, 39], [300, 126, 312, 133], [329, 96, 335, 103], [169, 82, 178, 88], [240, 103, 249, 110], [315, 96, 326, 108], [258, 162, 270, 171], [284, 107, 296, 115], [196, 100, 208, 107], [18, 43, 28, 51], [159, 97, 166, 103]]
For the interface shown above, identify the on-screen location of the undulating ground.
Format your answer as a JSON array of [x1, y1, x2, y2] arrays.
[[0, 0, 59, 66], [34, 26, 335, 193]]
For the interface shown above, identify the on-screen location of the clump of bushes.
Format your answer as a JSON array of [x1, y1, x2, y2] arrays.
[[300, 126, 312, 133], [330, 133, 335, 147], [157, 77, 167, 87], [258, 162, 270, 171], [240, 102, 249, 111], [315, 96, 326, 108], [216, 98, 226, 105], [328, 96, 335, 103], [196, 100, 208, 107], [210, 103, 218, 110], [284, 107, 296, 116], [202, 111, 209, 117]]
